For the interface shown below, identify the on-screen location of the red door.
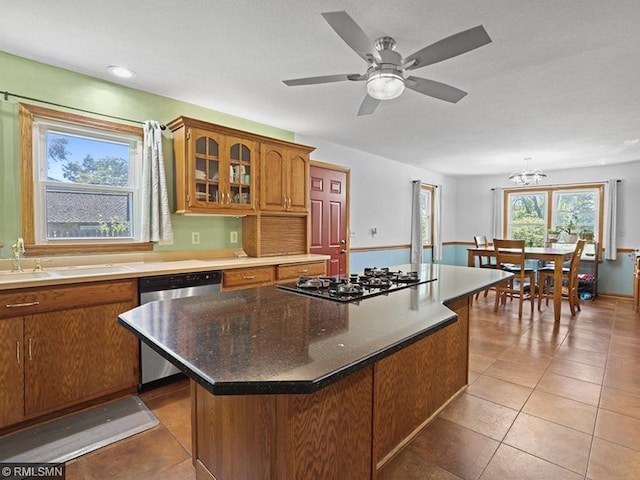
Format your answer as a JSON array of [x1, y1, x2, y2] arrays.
[[310, 165, 348, 276]]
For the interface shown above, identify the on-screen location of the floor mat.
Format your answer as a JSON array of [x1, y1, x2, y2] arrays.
[[0, 396, 159, 465]]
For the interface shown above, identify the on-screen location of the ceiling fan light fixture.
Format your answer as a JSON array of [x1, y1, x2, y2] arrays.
[[367, 71, 405, 100]]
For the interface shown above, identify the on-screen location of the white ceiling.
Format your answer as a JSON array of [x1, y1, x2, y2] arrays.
[[2, 0, 639, 177]]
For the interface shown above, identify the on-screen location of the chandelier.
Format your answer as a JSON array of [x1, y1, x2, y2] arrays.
[[508, 157, 546, 186]]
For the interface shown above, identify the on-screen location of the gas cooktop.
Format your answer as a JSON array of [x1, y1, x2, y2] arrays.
[[277, 267, 436, 303]]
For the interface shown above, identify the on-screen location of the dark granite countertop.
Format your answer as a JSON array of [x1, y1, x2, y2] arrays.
[[118, 264, 511, 395]]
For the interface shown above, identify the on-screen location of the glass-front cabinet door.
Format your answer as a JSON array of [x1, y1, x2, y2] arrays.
[[191, 128, 223, 207], [227, 136, 257, 210], [188, 130, 256, 213]]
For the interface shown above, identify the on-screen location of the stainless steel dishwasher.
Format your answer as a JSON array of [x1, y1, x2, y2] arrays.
[[138, 270, 222, 387]]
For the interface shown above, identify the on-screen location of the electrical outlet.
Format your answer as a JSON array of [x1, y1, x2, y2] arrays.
[[350, 230, 356, 238], [192, 232, 200, 245], [230, 231, 238, 244]]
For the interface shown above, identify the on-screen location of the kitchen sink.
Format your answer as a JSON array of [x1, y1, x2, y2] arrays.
[[53, 265, 135, 276], [0, 271, 53, 281]]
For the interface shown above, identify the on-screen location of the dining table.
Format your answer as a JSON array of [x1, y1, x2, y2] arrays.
[[468, 245, 575, 321]]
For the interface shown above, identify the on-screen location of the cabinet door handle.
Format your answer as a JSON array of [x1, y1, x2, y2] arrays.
[[28, 337, 32, 361], [16, 341, 20, 364], [6, 301, 40, 308], [298, 269, 309, 273], [242, 275, 256, 280]]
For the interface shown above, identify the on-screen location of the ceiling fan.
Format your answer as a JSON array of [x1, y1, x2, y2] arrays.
[[283, 11, 492, 115]]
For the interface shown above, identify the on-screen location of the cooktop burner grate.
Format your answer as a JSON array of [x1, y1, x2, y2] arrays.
[[278, 267, 436, 303]]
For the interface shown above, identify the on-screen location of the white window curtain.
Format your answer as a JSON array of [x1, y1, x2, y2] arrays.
[[603, 179, 618, 260], [410, 180, 423, 264], [491, 187, 503, 240], [433, 185, 442, 262], [141, 121, 174, 243]]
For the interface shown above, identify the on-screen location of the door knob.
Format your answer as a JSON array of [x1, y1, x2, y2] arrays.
[[340, 249, 347, 254]]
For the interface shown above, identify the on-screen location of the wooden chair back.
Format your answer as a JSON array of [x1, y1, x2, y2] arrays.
[[568, 240, 587, 285], [474, 236, 489, 248], [493, 239, 526, 269], [474, 236, 495, 268]]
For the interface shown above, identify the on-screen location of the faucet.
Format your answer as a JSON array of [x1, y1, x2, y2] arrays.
[[11, 237, 25, 272]]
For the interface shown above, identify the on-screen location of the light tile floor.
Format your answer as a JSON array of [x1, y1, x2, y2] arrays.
[[64, 295, 639, 479]]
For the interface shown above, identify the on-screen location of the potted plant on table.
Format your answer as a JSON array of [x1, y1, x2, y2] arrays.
[[560, 218, 579, 243], [547, 228, 560, 242], [580, 228, 594, 242]]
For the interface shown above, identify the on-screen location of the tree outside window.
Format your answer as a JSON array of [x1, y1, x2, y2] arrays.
[[508, 192, 547, 247], [505, 186, 602, 249]]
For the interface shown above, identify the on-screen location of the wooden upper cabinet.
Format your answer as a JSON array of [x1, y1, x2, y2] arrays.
[[260, 144, 286, 211], [287, 150, 308, 212], [168, 116, 314, 216], [168, 117, 258, 215], [260, 143, 310, 213]]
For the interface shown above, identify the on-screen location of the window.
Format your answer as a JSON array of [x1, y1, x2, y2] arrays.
[[19, 103, 151, 254], [420, 185, 434, 246], [507, 191, 548, 246], [504, 185, 604, 250]]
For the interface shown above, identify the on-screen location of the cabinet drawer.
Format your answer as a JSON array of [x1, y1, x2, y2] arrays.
[[0, 279, 137, 319], [222, 267, 275, 290], [277, 262, 326, 281]]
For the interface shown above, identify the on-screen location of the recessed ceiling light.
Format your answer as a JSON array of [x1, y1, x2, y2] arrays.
[[107, 65, 136, 78]]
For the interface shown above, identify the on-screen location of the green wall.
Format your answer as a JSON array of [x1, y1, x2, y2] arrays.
[[0, 51, 294, 258]]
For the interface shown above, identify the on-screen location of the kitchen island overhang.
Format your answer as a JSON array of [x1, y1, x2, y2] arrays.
[[118, 264, 511, 479]]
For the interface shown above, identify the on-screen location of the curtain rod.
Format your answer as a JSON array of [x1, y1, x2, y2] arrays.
[[491, 179, 621, 191], [412, 180, 439, 188], [2, 89, 166, 130]]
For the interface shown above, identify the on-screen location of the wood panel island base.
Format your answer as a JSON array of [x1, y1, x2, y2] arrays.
[[118, 264, 510, 480]]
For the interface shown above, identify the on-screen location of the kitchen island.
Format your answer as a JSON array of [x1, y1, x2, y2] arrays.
[[118, 264, 510, 480]]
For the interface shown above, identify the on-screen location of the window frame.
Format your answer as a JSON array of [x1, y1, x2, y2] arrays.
[[420, 184, 434, 247], [19, 103, 152, 255], [503, 184, 605, 257]]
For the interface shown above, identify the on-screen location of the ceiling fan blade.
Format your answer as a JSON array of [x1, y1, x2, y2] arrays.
[[404, 25, 491, 70], [405, 76, 467, 103], [321, 11, 378, 62], [283, 74, 361, 86], [357, 94, 381, 116]]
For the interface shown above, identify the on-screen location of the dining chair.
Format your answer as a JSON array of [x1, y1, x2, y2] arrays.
[[472, 236, 497, 302], [493, 239, 536, 317], [538, 239, 587, 316]]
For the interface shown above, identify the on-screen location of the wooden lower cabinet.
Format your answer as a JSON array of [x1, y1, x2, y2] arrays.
[[222, 261, 326, 291], [193, 367, 373, 480], [0, 317, 25, 427], [0, 279, 139, 430], [276, 261, 326, 282], [191, 297, 470, 480], [24, 301, 138, 416], [222, 266, 275, 291], [373, 297, 468, 467]]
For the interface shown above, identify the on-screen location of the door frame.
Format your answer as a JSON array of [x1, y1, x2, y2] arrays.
[[309, 160, 351, 275]]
